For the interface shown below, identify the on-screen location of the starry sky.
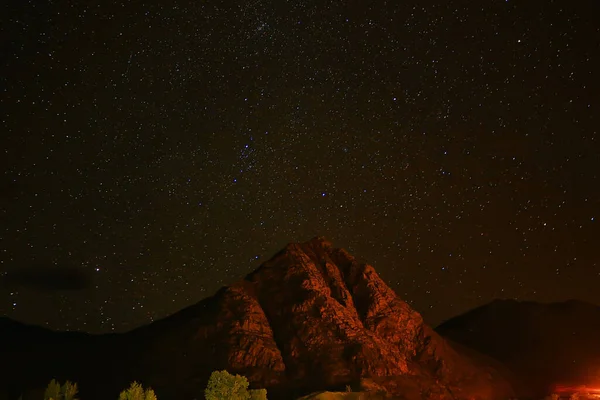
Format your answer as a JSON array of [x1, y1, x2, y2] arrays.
[[1, 0, 599, 333]]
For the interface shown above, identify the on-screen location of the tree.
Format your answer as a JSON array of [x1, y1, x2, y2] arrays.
[[44, 380, 61, 400], [62, 381, 79, 400], [249, 388, 267, 400], [204, 370, 252, 400], [119, 381, 157, 400], [44, 380, 78, 400]]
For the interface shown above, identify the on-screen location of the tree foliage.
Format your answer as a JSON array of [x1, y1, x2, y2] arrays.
[[249, 388, 268, 400], [44, 380, 62, 400], [42, 371, 269, 400], [204, 370, 266, 400], [118, 382, 157, 400], [44, 380, 78, 400], [62, 381, 79, 400]]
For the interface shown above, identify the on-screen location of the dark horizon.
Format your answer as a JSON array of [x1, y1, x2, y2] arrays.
[[2, 244, 599, 335]]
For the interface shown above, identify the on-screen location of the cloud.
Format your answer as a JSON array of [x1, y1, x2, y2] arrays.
[[0, 265, 93, 292]]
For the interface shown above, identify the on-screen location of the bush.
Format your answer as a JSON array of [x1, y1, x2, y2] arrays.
[[249, 388, 268, 400], [205, 370, 249, 400], [205, 370, 267, 400], [44, 380, 61, 400], [44, 380, 78, 400], [119, 381, 157, 400]]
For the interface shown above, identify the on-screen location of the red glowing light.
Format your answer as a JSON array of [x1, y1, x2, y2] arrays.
[[553, 384, 600, 394]]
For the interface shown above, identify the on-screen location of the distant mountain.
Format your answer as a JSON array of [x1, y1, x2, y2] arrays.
[[0, 237, 513, 400], [436, 299, 600, 398]]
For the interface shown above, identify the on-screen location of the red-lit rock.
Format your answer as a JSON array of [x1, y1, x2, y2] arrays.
[[136, 237, 514, 399], [0, 237, 515, 400]]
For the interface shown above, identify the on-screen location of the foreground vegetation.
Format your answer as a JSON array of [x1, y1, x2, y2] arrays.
[[41, 370, 266, 400], [37, 373, 589, 400], [204, 370, 267, 400]]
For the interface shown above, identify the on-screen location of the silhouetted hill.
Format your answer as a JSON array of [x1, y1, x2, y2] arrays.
[[436, 298, 600, 398], [1, 237, 514, 400]]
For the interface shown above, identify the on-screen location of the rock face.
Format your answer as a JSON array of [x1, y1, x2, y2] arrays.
[[0, 237, 514, 400], [132, 237, 513, 399], [436, 299, 600, 398]]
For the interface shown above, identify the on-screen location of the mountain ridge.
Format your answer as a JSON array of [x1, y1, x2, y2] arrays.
[[436, 297, 600, 398], [1, 237, 513, 400]]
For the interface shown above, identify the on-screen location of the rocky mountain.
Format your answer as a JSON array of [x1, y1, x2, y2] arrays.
[[0, 237, 514, 400], [436, 299, 600, 398]]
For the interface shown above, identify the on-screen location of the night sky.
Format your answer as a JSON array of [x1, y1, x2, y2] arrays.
[[1, 0, 599, 333]]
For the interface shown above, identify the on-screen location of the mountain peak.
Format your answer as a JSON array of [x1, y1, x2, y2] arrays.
[[1, 238, 515, 400], [183, 237, 513, 398], [301, 235, 334, 248]]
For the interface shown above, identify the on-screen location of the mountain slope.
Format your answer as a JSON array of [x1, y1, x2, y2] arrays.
[[1, 237, 514, 400], [436, 299, 600, 397]]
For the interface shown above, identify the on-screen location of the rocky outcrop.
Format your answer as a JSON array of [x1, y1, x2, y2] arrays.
[[0, 237, 515, 400], [247, 239, 408, 385], [131, 237, 514, 399]]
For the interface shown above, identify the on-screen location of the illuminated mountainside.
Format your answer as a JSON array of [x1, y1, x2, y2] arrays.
[[1, 237, 513, 400]]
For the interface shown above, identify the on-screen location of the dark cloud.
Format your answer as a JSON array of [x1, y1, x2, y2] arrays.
[[0, 265, 93, 292]]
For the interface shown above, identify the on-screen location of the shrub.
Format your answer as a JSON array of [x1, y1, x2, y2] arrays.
[[44, 380, 61, 400], [44, 380, 78, 400], [249, 388, 268, 400], [205, 370, 267, 400], [62, 381, 79, 400], [119, 381, 157, 400], [205, 370, 249, 400]]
